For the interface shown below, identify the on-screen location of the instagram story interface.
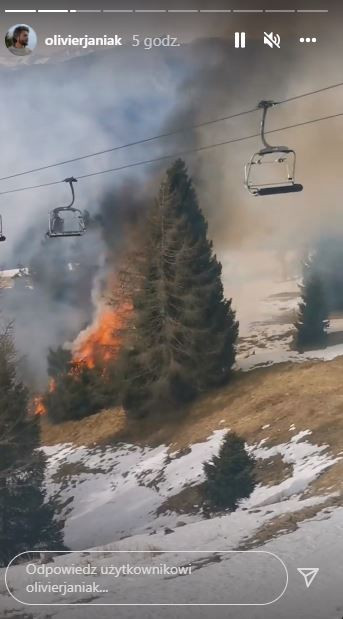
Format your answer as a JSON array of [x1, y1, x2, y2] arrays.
[[0, 2, 342, 619]]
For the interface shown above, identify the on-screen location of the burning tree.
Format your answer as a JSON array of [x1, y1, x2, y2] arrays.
[[0, 325, 64, 565], [43, 351, 121, 424], [41, 269, 133, 424], [293, 255, 329, 351], [122, 159, 239, 419]]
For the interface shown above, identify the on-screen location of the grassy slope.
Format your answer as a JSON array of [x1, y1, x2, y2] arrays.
[[41, 356, 343, 498], [39, 357, 343, 548]]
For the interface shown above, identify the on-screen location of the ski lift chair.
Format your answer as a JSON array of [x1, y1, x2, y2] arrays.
[[0, 215, 6, 242], [245, 100, 303, 196], [47, 177, 86, 238]]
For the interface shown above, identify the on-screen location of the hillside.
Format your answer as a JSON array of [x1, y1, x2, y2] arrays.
[[41, 355, 343, 468], [39, 356, 343, 546], [2, 276, 343, 618], [2, 356, 343, 618]]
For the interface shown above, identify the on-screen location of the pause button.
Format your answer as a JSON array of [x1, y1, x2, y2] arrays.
[[235, 32, 246, 48]]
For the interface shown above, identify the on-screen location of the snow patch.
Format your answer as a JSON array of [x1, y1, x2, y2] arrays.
[[43, 428, 338, 552]]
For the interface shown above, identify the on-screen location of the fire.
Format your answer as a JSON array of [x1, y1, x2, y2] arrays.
[[72, 302, 132, 369], [33, 303, 132, 416], [33, 395, 46, 416], [33, 261, 134, 417], [33, 379, 56, 416]]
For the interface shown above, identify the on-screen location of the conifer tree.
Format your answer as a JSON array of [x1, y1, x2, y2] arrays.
[[293, 256, 329, 351], [203, 432, 256, 511], [47, 346, 72, 379], [44, 359, 120, 423], [0, 326, 64, 566], [122, 159, 238, 418]]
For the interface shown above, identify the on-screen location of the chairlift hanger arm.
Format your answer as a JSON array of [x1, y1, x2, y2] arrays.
[[258, 100, 288, 153], [53, 177, 78, 213]]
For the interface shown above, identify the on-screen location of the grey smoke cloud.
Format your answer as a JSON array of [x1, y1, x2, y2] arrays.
[[0, 46, 184, 384], [158, 28, 343, 252], [0, 5, 341, 383]]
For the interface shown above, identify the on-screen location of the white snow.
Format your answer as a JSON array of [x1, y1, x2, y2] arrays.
[[226, 272, 343, 371], [43, 430, 228, 549], [1, 430, 341, 618], [1, 423, 341, 617], [0, 268, 29, 278], [3, 508, 342, 618], [40, 428, 339, 554], [247, 431, 338, 508]]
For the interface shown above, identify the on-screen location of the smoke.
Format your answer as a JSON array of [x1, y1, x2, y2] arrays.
[[1, 8, 342, 384], [158, 28, 343, 254], [148, 14, 343, 310], [0, 47, 181, 385]]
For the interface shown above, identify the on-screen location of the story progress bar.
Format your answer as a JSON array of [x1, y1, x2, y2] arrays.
[[4, 8, 329, 14]]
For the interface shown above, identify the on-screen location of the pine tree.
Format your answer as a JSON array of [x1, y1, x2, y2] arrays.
[[203, 432, 256, 511], [44, 359, 120, 424], [293, 256, 329, 351], [315, 237, 343, 312], [0, 326, 64, 566], [122, 159, 238, 418], [47, 346, 72, 379]]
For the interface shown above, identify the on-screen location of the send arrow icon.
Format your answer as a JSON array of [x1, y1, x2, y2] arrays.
[[297, 568, 319, 588]]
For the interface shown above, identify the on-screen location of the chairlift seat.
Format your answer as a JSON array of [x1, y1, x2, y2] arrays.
[[47, 230, 84, 238], [244, 100, 303, 197], [245, 149, 303, 196], [47, 208, 85, 238], [255, 183, 303, 196], [47, 177, 86, 239]]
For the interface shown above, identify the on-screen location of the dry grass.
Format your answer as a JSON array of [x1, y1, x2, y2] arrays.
[[157, 484, 205, 516], [239, 496, 342, 550], [116, 357, 343, 459], [157, 455, 293, 517], [41, 357, 343, 455], [40, 356, 343, 502], [40, 407, 126, 447], [39, 357, 343, 548]]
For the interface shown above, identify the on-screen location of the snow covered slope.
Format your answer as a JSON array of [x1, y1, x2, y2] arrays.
[[233, 274, 343, 370], [1, 428, 341, 618], [42, 429, 338, 551]]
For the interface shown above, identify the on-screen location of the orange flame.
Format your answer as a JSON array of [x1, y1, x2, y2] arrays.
[[72, 302, 132, 369], [33, 395, 46, 416], [33, 293, 132, 416], [33, 378, 56, 415]]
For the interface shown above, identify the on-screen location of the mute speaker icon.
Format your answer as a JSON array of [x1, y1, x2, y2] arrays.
[[264, 32, 281, 48]]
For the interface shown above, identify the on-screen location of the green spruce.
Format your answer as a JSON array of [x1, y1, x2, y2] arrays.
[[44, 347, 121, 424], [122, 159, 238, 418], [0, 326, 64, 566], [294, 256, 329, 352], [203, 432, 256, 511]]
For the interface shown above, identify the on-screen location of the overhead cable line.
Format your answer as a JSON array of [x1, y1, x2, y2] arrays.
[[277, 80, 343, 105], [1, 109, 343, 197], [1, 79, 343, 183], [0, 107, 258, 182]]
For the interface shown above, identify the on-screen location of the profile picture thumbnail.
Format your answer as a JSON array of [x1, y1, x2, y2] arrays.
[[5, 24, 37, 56]]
